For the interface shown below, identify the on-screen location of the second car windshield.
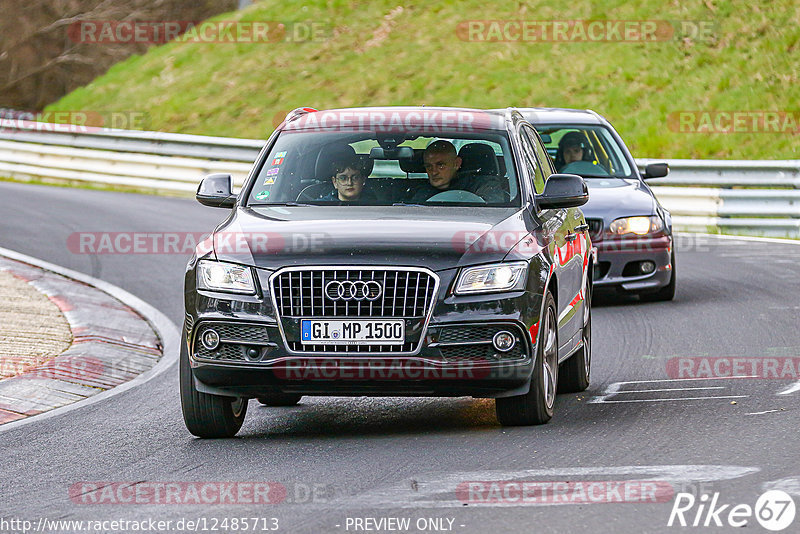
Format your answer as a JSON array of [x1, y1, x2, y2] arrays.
[[247, 130, 520, 207], [537, 126, 634, 178]]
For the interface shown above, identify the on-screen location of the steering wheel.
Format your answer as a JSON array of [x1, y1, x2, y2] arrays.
[[560, 161, 610, 176], [427, 190, 486, 203], [296, 182, 334, 202]]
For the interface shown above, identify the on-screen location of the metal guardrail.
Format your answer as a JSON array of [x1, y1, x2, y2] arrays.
[[1, 121, 798, 237], [638, 159, 800, 237]]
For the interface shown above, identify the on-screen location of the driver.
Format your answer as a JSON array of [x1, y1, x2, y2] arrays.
[[555, 131, 609, 176], [408, 140, 505, 203], [323, 154, 375, 202], [555, 131, 589, 171]]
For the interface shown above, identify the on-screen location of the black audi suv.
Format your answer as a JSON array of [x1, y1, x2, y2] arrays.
[[181, 106, 594, 437], [519, 108, 675, 301]]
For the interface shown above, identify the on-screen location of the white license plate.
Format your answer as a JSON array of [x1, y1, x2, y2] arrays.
[[300, 319, 404, 345]]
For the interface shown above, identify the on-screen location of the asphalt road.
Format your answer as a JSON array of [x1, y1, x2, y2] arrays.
[[1, 180, 799, 534]]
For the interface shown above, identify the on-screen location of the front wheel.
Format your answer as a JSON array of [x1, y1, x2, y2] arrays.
[[496, 292, 558, 426], [180, 335, 248, 438]]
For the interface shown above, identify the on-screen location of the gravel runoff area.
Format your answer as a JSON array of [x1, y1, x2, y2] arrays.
[[0, 269, 72, 379], [0, 254, 163, 425]]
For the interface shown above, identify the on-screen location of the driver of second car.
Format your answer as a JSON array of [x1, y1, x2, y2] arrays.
[[555, 131, 588, 171], [408, 140, 505, 203]]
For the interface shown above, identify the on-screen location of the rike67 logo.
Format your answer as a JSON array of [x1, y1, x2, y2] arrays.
[[668, 490, 796, 531]]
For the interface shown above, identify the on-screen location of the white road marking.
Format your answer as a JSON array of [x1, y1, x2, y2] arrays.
[[746, 410, 781, 415], [610, 376, 759, 384], [778, 381, 800, 395], [614, 386, 725, 394], [762, 477, 800, 498], [597, 396, 747, 404], [591, 379, 750, 404]]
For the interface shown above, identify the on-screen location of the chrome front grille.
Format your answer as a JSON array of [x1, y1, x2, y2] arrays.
[[270, 267, 439, 354], [272, 268, 436, 319]]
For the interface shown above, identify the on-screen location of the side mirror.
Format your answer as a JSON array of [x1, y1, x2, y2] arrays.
[[537, 173, 589, 210], [196, 174, 236, 208], [642, 162, 669, 179]]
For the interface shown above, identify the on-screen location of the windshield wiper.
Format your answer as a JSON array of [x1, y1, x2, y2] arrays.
[[392, 202, 426, 207]]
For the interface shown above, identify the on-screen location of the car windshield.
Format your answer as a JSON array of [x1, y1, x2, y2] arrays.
[[246, 124, 520, 207], [535, 125, 634, 178]]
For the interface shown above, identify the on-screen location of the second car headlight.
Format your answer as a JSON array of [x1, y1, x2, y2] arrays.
[[608, 216, 663, 236], [455, 262, 527, 294], [197, 260, 256, 294]]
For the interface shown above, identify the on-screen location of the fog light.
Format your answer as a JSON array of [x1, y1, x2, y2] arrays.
[[640, 261, 656, 274], [246, 348, 261, 361], [493, 331, 515, 352], [200, 329, 220, 350]]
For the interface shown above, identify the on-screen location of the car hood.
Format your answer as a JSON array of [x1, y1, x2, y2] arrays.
[[211, 206, 530, 271], [581, 178, 656, 220]]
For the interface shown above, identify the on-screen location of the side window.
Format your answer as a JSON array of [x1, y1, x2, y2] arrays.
[[518, 128, 545, 194], [527, 127, 554, 180]]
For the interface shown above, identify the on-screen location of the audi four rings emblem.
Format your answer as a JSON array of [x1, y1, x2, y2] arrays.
[[325, 280, 383, 301]]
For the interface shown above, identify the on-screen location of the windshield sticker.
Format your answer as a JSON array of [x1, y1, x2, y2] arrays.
[[271, 151, 287, 165], [255, 190, 271, 200], [266, 167, 280, 176], [263, 177, 276, 185]]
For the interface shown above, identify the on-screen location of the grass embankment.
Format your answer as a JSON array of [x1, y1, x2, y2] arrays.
[[47, 0, 800, 159]]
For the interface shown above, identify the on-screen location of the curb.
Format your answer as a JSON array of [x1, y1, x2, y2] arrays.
[[0, 247, 179, 433]]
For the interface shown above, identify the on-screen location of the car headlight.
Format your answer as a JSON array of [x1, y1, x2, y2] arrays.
[[455, 262, 527, 294], [608, 216, 663, 236], [197, 260, 256, 294]]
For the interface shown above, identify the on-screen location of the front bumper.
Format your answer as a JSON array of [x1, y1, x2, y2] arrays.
[[184, 268, 541, 399], [592, 235, 673, 292]]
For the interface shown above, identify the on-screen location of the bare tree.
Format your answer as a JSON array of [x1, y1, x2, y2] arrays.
[[0, 0, 237, 110]]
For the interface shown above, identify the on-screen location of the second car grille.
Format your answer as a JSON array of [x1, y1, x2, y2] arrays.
[[586, 219, 604, 240]]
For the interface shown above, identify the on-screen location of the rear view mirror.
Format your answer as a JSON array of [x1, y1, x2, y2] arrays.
[[642, 162, 669, 179], [369, 146, 414, 160], [537, 173, 589, 210], [196, 174, 236, 208]]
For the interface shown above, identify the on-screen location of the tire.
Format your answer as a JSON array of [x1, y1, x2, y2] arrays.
[[640, 251, 676, 302], [180, 334, 247, 438], [558, 282, 591, 393], [496, 292, 558, 426], [257, 393, 302, 407]]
